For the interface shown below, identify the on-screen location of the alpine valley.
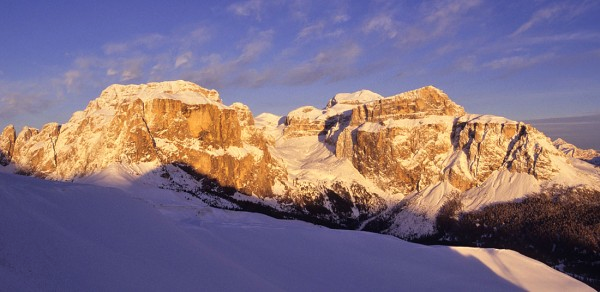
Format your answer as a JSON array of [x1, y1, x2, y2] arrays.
[[1, 80, 599, 290]]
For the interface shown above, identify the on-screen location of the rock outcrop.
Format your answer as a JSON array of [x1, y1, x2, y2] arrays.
[[0, 125, 16, 166]]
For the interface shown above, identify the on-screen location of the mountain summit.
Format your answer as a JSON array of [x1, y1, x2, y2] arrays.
[[0, 80, 598, 235]]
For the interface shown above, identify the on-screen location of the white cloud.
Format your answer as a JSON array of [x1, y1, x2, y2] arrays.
[[175, 52, 193, 68], [0, 82, 57, 121], [333, 13, 350, 23], [237, 30, 274, 63], [63, 70, 82, 91], [119, 58, 146, 82], [106, 68, 118, 76], [297, 22, 325, 40], [228, 0, 263, 20], [425, 0, 481, 27], [362, 14, 398, 39]]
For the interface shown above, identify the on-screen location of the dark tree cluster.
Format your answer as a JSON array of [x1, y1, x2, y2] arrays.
[[427, 186, 600, 290]]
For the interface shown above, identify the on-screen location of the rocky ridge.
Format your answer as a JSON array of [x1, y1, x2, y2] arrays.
[[553, 138, 600, 166], [0, 81, 598, 235], [1, 81, 283, 197]]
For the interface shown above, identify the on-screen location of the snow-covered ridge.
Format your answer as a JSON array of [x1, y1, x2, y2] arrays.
[[96, 80, 223, 107], [553, 138, 600, 162], [326, 89, 383, 108]]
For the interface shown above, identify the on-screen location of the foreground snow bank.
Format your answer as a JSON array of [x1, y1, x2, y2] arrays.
[[0, 172, 592, 291]]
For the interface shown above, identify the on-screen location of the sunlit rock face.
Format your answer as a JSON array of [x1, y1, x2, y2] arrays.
[[6, 81, 285, 196], [0, 125, 16, 166], [318, 86, 561, 195], [348, 86, 466, 126]]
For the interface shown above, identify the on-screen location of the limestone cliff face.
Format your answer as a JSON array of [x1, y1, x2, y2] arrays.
[[283, 106, 326, 138], [350, 118, 456, 194], [446, 116, 559, 191], [5, 81, 284, 196], [0, 125, 16, 166], [274, 86, 572, 202], [349, 86, 465, 126], [11, 123, 61, 176], [319, 87, 563, 195]]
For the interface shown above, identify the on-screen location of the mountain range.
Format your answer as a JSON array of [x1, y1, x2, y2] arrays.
[[0, 80, 599, 288], [1, 80, 597, 234]]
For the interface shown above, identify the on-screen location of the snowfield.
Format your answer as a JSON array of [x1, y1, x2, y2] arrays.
[[0, 172, 592, 291]]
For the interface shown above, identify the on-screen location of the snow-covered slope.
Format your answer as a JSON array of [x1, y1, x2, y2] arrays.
[[0, 172, 592, 291]]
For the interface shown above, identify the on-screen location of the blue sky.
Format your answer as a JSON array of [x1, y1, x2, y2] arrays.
[[0, 0, 599, 148]]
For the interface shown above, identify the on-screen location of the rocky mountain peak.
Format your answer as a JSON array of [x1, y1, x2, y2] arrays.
[[553, 138, 600, 164], [326, 89, 383, 108], [389, 85, 465, 116], [348, 86, 465, 126], [97, 80, 222, 106]]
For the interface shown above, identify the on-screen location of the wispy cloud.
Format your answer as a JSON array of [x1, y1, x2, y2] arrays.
[[297, 22, 326, 40], [406, 0, 481, 44], [103, 34, 165, 55], [0, 83, 58, 122], [453, 55, 478, 72], [238, 30, 274, 63], [283, 43, 362, 85], [484, 53, 555, 70], [181, 30, 275, 88], [63, 70, 82, 91], [362, 14, 398, 39], [511, 2, 591, 37], [362, 0, 482, 45], [120, 57, 147, 82], [296, 21, 344, 41], [175, 51, 193, 69], [522, 31, 599, 44], [228, 0, 264, 20], [54, 24, 213, 93], [333, 13, 350, 23]]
